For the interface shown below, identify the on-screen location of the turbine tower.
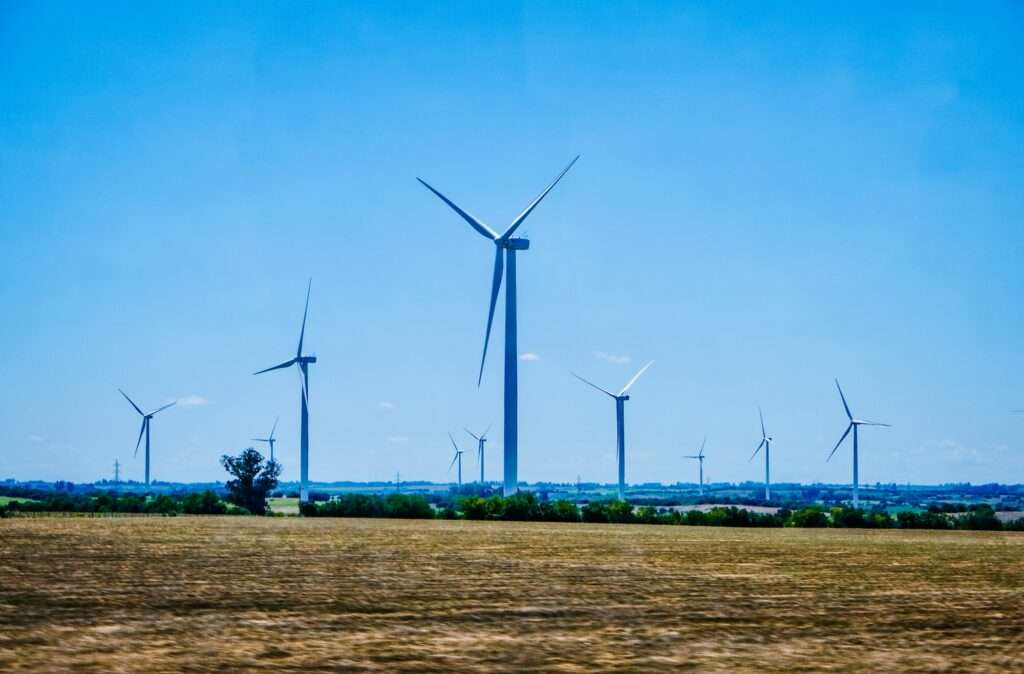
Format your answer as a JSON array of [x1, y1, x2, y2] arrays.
[[119, 390, 175, 487], [827, 379, 891, 509], [251, 417, 279, 464], [419, 157, 579, 496], [465, 425, 490, 484], [571, 360, 654, 501], [749, 408, 772, 501], [448, 433, 465, 487], [255, 280, 316, 502], [684, 437, 706, 496]]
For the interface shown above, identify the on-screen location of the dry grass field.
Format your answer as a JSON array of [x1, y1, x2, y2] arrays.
[[1, 517, 1022, 673]]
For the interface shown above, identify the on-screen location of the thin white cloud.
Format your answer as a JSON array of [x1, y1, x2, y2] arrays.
[[28, 434, 45, 444], [594, 351, 631, 365], [378, 401, 395, 410], [519, 352, 541, 362], [387, 435, 409, 444], [177, 395, 209, 407]]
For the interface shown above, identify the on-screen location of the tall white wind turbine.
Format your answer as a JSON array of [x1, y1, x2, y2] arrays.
[[448, 433, 465, 487], [749, 408, 773, 501], [571, 360, 654, 501], [254, 280, 316, 502], [827, 379, 891, 509], [419, 157, 579, 495], [119, 390, 175, 487], [465, 425, 490, 484], [684, 437, 706, 496]]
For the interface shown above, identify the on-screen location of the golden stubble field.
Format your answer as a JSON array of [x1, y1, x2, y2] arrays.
[[1, 517, 1022, 673]]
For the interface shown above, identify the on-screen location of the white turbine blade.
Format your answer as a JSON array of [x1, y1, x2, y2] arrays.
[[827, 423, 853, 462], [759, 407, 766, 439], [417, 178, 498, 240], [858, 420, 892, 427], [448, 432, 461, 454], [149, 401, 176, 416], [477, 245, 504, 386], [749, 438, 765, 462], [133, 419, 147, 457], [464, 428, 480, 441], [683, 455, 700, 459], [619, 360, 654, 396], [448, 452, 459, 472], [481, 423, 491, 439], [571, 371, 616, 398], [499, 156, 580, 241], [251, 438, 269, 443], [297, 366, 309, 407], [297, 278, 311, 358], [119, 389, 144, 417], [254, 358, 297, 375], [269, 416, 279, 441], [835, 379, 853, 421]]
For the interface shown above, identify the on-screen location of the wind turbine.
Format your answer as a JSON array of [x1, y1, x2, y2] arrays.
[[571, 360, 654, 501], [448, 433, 465, 487], [254, 280, 316, 502], [251, 417, 279, 464], [465, 425, 491, 484], [827, 379, 891, 509], [118, 390, 175, 487], [749, 408, 772, 501], [419, 157, 579, 496], [684, 437, 706, 496]]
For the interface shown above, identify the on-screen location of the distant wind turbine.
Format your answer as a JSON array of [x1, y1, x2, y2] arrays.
[[254, 280, 316, 502], [419, 157, 579, 496], [119, 390, 176, 487], [251, 417, 279, 464], [749, 408, 773, 501], [465, 425, 491, 484], [448, 433, 465, 487], [571, 360, 654, 501], [684, 437, 706, 496], [827, 379, 891, 509]]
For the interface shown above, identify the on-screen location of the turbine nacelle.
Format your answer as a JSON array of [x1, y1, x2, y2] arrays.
[[500, 237, 530, 251]]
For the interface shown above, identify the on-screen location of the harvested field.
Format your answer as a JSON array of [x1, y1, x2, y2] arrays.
[[1, 517, 1022, 673]]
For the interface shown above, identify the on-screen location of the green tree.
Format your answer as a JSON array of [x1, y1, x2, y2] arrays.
[[220, 448, 280, 515]]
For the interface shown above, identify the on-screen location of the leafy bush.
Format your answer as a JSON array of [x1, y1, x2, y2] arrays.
[[182, 490, 227, 515]]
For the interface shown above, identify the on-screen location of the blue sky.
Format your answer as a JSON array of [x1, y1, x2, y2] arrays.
[[1, 2, 1022, 486]]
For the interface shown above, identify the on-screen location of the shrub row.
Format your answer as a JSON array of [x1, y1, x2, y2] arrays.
[[0, 491, 243, 517]]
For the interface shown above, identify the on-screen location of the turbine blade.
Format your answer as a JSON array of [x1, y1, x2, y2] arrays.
[[119, 389, 144, 416], [150, 401, 176, 416], [749, 439, 765, 462], [827, 423, 853, 462], [858, 420, 892, 427], [269, 416, 279, 440], [481, 423, 491, 439], [448, 452, 459, 472], [477, 246, 504, 386], [619, 360, 654, 396], [699, 436, 706, 457], [254, 358, 297, 375], [251, 438, 269, 443], [134, 419, 146, 457], [499, 155, 580, 241], [297, 278, 311, 358], [570, 371, 616, 398], [759, 407, 766, 439], [448, 432, 461, 454], [417, 178, 498, 240], [464, 428, 480, 441], [835, 379, 853, 421], [297, 366, 309, 407]]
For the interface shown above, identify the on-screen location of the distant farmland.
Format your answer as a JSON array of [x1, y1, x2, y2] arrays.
[[1, 518, 1021, 673]]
